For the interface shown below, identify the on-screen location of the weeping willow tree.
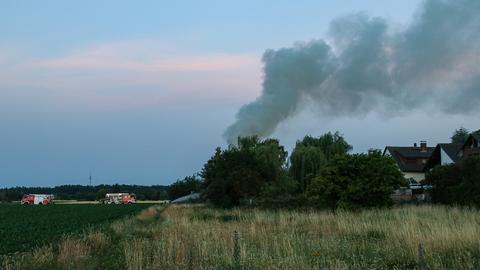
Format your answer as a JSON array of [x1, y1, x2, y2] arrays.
[[290, 132, 352, 192]]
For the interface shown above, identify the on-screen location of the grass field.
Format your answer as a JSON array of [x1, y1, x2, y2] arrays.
[[0, 204, 152, 256], [3, 204, 480, 269]]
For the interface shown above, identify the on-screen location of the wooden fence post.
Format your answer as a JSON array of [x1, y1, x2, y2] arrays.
[[233, 230, 241, 269], [418, 242, 427, 268]]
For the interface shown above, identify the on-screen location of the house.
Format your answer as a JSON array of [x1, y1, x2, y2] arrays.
[[383, 141, 435, 183], [424, 143, 463, 171], [425, 129, 480, 171], [457, 130, 480, 160], [384, 131, 479, 203]]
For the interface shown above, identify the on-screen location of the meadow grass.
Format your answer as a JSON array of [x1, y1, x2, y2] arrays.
[[3, 204, 480, 269]]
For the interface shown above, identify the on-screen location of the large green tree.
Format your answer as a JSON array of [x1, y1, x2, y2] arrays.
[[451, 127, 470, 144], [290, 132, 352, 192], [201, 136, 288, 207], [306, 150, 405, 210]]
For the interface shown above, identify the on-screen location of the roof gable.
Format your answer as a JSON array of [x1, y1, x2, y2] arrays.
[[425, 143, 462, 171], [438, 143, 463, 162], [460, 130, 480, 155], [384, 146, 434, 172]]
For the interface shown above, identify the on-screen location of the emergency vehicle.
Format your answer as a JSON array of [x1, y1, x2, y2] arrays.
[[21, 194, 55, 205], [101, 193, 136, 204]]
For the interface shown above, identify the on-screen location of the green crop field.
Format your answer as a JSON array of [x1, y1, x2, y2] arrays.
[[0, 204, 152, 256]]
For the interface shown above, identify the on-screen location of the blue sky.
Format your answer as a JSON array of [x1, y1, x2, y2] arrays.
[[2, 1, 420, 52], [1, 0, 477, 187]]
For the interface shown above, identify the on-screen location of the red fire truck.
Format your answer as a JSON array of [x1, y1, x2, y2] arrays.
[[101, 193, 136, 204], [21, 194, 55, 205]]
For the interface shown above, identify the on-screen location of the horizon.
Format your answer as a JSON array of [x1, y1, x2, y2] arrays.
[[2, 0, 479, 187], [1, 183, 169, 188]]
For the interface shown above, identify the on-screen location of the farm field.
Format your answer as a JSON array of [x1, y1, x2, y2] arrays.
[[0, 204, 152, 256], [3, 204, 480, 269]]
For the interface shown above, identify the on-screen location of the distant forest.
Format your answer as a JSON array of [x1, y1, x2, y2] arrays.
[[0, 184, 168, 202]]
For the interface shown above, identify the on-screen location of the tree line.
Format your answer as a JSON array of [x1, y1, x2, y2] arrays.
[[0, 184, 168, 202], [4, 128, 477, 208], [170, 128, 480, 209], [169, 132, 406, 210]]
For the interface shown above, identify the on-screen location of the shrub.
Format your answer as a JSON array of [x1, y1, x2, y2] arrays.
[[306, 150, 405, 210], [426, 156, 480, 206], [167, 175, 203, 201]]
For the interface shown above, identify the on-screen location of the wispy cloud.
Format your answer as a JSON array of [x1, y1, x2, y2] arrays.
[[0, 40, 262, 112], [36, 42, 259, 72]]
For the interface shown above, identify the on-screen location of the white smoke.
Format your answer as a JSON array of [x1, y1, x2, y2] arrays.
[[225, 0, 480, 144]]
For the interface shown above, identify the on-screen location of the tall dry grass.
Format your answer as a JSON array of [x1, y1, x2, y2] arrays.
[[120, 204, 480, 269], [56, 236, 91, 266]]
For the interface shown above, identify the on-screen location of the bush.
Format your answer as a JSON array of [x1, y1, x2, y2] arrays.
[[306, 150, 405, 210], [167, 175, 203, 201], [251, 194, 309, 209], [426, 156, 480, 206]]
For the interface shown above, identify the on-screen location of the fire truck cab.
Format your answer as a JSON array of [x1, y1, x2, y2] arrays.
[[21, 194, 55, 205], [102, 193, 136, 204]]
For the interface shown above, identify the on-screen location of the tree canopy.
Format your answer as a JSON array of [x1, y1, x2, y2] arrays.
[[167, 175, 203, 200], [306, 150, 405, 210], [290, 132, 352, 192], [451, 127, 470, 144], [201, 136, 288, 207]]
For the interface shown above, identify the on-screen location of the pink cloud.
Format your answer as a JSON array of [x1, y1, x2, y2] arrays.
[[0, 41, 263, 112], [41, 54, 258, 72], [35, 42, 259, 72]]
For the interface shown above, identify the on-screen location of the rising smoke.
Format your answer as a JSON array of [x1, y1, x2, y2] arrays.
[[225, 0, 480, 144]]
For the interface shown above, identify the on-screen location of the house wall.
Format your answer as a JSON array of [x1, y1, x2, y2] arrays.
[[403, 172, 425, 182], [440, 148, 454, 165]]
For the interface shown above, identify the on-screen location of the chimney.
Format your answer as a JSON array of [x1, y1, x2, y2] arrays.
[[414, 143, 418, 148], [420, 141, 427, 152]]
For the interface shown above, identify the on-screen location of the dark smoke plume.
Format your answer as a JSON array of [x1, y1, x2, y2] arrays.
[[225, 0, 480, 144]]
